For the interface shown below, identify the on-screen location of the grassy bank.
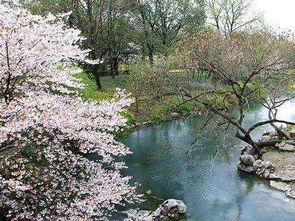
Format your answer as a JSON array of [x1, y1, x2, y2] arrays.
[[75, 68, 274, 134], [75, 71, 209, 127]]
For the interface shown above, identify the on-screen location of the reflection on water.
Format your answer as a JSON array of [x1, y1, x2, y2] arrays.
[[123, 101, 295, 221]]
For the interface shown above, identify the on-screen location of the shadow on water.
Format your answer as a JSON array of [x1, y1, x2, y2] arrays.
[[122, 100, 295, 221]]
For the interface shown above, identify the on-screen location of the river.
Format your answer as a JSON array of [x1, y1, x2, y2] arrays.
[[122, 100, 295, 221]]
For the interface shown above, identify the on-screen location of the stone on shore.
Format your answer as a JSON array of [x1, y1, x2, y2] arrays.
[[152, 199, 187, 220], [127, 199, 188, 220], [289, 130, 295, 139], [270, 181, 295, 199], [240, 154, 255, 166], [270, 181, 291, 192], [275, 142, 295, 152], [238, 152, 275, 178], [238, 129, 295, 200]]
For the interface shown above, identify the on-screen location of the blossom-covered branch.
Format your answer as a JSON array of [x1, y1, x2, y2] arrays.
[[0, 3, 141, 220]]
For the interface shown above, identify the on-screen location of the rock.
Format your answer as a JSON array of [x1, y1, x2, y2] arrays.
[[263, 169, 271, 178], [270, 181, 295, 200], [264, 161, 275, 172], [170, 112, 180, 118], [237, 161, 246, 171], [245, 166, 254, 173], [146, 190, 152, 195], [275, 142, 285, 148], [270, 181, 291, 192], [275, 142, 295, 152], [280, 144, 295, 152], [260, 135, 271, 142], [241, 146, 256, 156], [253, 160, 263, 170], [289, 131, 295, 139], [127, 199, 187, 220], [286, 190, 295, 199], [237, 162, 254, 173], [238, 154, 276, 178], [154, 199, 187, 219], [285, 140, 295, 145], [240, 154, 255, 166], [241, 146, 248, 155]]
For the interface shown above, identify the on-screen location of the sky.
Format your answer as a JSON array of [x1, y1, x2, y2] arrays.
[[254, 0, 295, 31]]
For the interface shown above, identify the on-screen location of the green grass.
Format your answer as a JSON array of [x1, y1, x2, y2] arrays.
[[75, 69, 270, 129], [74, 71, 228, 126], [75, 73, 132, 103], [76, 72, 190, 123], [75, 73, 111, 102]]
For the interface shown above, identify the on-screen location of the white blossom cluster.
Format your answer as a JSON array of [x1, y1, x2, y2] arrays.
[[0, 3, 141, 220]]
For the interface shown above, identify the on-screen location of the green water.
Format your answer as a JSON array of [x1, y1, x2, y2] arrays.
[[123, 101, 295, 221]]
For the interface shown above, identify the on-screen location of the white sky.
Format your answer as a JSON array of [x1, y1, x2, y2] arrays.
[[254, 0, 295, 31]]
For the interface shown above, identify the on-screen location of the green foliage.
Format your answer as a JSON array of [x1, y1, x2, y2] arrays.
[[21, 147, 49, 167], [73, 63, 231, 129], [75, 73, 110, 102], [22, 147, 37, 158]]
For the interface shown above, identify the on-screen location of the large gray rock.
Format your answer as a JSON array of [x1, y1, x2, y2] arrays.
[[275, 142, 295, 152], [126, 199, 187, 221], [240, 154, 255, 166], [270, 181, 295, 200], [154, 199, 187, 219], [238, 152, 275, 178], [237, 162, 254, 173], [269, 171, 295, 182]]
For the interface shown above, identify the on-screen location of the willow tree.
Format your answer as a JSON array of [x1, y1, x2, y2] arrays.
[[181, 30, 295, 158]]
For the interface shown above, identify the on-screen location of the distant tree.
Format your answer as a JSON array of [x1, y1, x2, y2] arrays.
[[181, 30, 295, 158], [106, 0, 137, 78], [132, 0, 206, 64], [128, 62, 172, 114], [205, 0, 261, 35], [26, 0, 137, 88]]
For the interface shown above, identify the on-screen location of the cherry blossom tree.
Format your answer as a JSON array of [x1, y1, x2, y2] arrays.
[[0, 3, 141, 220]]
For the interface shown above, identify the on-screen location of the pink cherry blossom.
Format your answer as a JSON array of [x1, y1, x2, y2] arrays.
[[0, 3, 142, 220]]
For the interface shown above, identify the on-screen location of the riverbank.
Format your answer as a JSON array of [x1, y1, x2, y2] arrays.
[[76, 72, 207, 126], [238, 128, 295, 199], [123, 106, 295, 220], [75, 71, 268, 138]]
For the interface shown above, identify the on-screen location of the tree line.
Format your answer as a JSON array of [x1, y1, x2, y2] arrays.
[[25, 0, 205, 88]]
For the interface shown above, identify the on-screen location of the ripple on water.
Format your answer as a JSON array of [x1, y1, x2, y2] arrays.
[[124, 101, 295, 221]]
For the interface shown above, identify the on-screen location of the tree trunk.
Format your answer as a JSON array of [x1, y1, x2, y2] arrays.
[[135, 96, 139, 114], [256, 139, 281, 148], [89, 49, 102, 89], [236, 133, 263, 158], [271, 123, 291, 140], [148, 49, 154, 65], [110, 57, 119, 78], [93, 65, 102, 89]]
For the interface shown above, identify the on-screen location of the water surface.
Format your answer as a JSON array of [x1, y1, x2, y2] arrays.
[[123, 101, 295, 221]]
